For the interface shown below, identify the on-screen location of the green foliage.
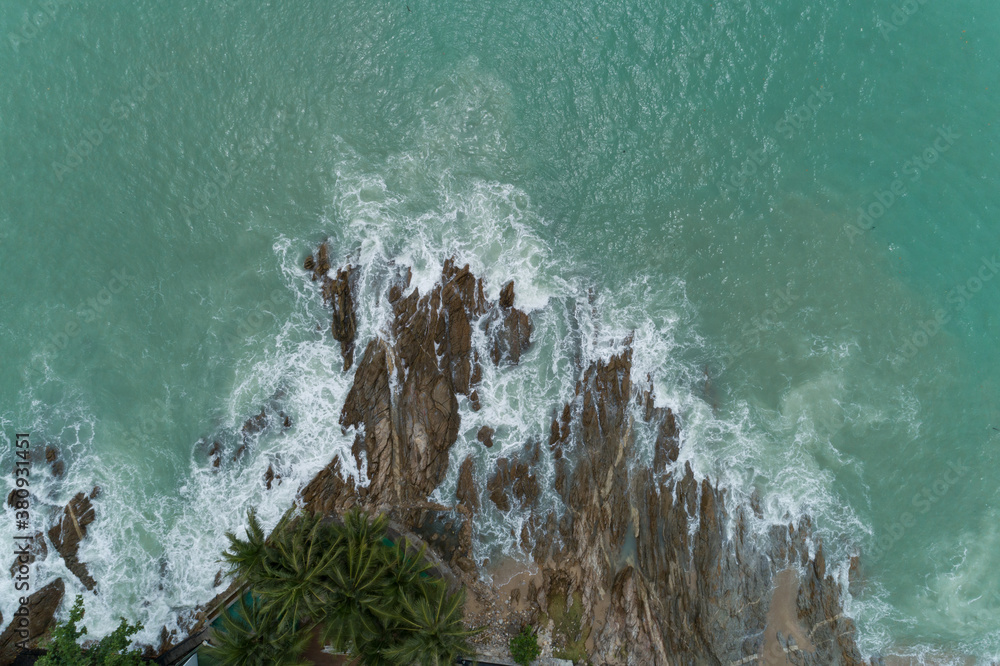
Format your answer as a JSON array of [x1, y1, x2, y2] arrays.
[[36, 595, 144, 666], [255, 512, 341, 629], [222, 507, 270, 585], [213, 507, 481, 666], [509, 625, 541, 666], [318, 511, 390, 653], [545, 589, 589, 661], [387, 584, 478, 666], [205, 596, 312, 666]]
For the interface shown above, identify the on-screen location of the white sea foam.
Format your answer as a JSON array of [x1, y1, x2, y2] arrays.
[[1, 68, 951, 663]]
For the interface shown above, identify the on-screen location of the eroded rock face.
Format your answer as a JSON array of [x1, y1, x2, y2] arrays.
[[306, 259, 518, 514], [297, 256, 866, 665], [305, 242, 358, 370], [47, 492, 97, 591], [487, 456, 540, 514], [0, 578, 65, 664], [487, 280, 533, 366]]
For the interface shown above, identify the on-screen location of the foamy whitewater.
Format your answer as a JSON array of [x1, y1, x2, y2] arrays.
[[2, 0, 999, 662]]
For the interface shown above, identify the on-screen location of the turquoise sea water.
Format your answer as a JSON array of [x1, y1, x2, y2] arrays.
[[1, 0, 998, 661]]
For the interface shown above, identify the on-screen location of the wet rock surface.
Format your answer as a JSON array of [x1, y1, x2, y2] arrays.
[[0, 578, 65, 664], [477, 425, 495, 448], [296, 258, 868, 665], [305, 242, 358, 370], [9, 532, 46, 580], [487, 280, 533, 366], [47, 491, 98, 591]]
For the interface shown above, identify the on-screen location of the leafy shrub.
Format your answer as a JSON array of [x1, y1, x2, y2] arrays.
[[509, 625, 541, 666], [36, 595, 144, 666]]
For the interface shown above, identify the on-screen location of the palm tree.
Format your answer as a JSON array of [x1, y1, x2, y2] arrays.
[[387, 585, 480, 666], [205, 596, 313, 666], [320, 509, 392, 653], [255, 512, 342, 629], [381, 538, 437, 608], [350, 610, 403, 666], [222, 508, 270, 585]]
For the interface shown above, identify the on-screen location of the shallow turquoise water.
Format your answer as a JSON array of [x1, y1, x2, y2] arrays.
[[1, 0, 999, 660]]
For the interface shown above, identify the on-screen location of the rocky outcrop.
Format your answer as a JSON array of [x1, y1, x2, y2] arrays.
[[297, 256, 868, 665], [487, 453, 541, 514], [9, 532, 46, 579], [305, 242, 357, 370], [45, 446, 64, 477], [305, 258, 513, 514], [488, 281, 533, 366], [529, 344, 870, 665], [47, 490, 98, 591], [0, 578, 65, 665], [477, 426, 495, 448]]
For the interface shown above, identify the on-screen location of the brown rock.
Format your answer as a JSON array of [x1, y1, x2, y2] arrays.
[[300, 456, 359, 517], [44, 446, 65, 477], [322, 265, 357, 371], [487, 455, 540, 513], [241, 408, 268, 441], [305, 241, 330, 281], [0, 578, 65, 663], [456, 456, 479, 513], [292, 252, 872, 666], [47, 492, 97, 590], [208, 441, 222, 468], [499, 280, 516, 309], [9, 532, 46, 578], [489, 309, 533, 366], [476, 426, 495, 448], [306, 243, 357, 370]]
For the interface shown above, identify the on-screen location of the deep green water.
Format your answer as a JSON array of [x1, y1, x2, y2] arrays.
[[2, 0, 998, 660]]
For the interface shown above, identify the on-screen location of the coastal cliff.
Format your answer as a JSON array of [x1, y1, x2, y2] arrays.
[[298, 244, 872, 666]]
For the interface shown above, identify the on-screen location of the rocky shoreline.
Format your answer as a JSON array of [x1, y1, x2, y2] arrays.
[[2, 244, 875, 666], [294, 244, 873, 665]]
